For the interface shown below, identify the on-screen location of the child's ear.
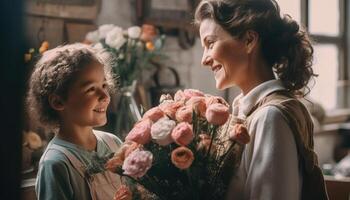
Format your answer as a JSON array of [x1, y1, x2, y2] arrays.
[[48, 94, 65, 111], [244, 30, 259, 54]]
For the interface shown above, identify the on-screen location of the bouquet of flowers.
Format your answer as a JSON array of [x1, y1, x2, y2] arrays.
[[85, 24, 166, 87], [105, 89, 251, 200]]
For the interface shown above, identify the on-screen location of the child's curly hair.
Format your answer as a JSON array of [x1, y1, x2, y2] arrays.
[[26, 43, 116, 129]]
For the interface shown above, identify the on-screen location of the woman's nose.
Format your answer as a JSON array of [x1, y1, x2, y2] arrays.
[[201, 54, 213, 66]]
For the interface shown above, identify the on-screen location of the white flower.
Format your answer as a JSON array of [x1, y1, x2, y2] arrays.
[[98, 24, 115, 39], [127, 26, 141, 39], [105, 27, 127, 50], [151, 117, 176, 146], [85, 30, 99, 43], [93, 42, 104, 51]]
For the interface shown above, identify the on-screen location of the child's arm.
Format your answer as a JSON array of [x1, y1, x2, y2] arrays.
[[35, 159, 73, 200]]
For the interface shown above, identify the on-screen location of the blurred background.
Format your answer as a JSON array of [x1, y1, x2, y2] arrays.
[[1, 0, 350, 199]]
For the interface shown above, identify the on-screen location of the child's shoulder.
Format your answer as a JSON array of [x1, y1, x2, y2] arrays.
[[93, 129, 122, 145], [39, 145, 70, 169]]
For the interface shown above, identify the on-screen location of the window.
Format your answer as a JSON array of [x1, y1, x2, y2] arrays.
[[276, 0, 349, 110]]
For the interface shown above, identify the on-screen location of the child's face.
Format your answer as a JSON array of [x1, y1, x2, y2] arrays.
[[60, 61, 110, 128]]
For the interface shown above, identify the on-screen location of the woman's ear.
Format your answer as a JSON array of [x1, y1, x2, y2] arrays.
[[244, 30, 259, 54], [48, 94, 65, 111]]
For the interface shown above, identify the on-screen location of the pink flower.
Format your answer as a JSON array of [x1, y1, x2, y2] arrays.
[[186, 96, 207, 117], [171, 147, 194, 170], [205, 95, 229, 107], [142, 107, 164, 122], [183, 89, 205, 99], [205, 103, 229, 125], [151, 117, 176, 146], [140, 24, 157, 42], [171, 122, 194, 146], [125, 119, 152, 144], [105, 141, 142, 172], [122, 150, 153, 178], [114, 185, 132, 200], [229, 123, 250, 144], [196, 133, 216, 154], [174, 90, 186, 102], [175, 106, 193, 123], [159, 101, 183, 119]]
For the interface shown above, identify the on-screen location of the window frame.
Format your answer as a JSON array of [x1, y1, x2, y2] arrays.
[[301, 0, 349, 109]]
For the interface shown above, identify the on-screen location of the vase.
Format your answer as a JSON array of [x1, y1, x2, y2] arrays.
[[113, 80, 142, 140]]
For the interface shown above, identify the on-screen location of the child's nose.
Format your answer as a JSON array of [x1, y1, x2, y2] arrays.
[[99, 89, 110, 103], [201, 54, 213, 66]]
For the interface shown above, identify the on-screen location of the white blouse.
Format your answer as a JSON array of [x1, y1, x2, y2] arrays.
[[227, 80, 302, 200]]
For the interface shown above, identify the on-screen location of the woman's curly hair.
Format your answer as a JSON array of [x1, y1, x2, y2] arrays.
[[26, 43, 116, 129], [195, 0, 316, 96]]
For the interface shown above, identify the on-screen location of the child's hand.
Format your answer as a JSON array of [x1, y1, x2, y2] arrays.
[[114, 185, 132, 200]]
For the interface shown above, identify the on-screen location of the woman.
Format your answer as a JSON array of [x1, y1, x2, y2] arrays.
[[194, 0, 328, 199]]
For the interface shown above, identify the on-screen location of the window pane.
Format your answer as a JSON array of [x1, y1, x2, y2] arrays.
[[276, 0, 301, 23], [309, 0, 339, 36], [309, 44, 338, 110]]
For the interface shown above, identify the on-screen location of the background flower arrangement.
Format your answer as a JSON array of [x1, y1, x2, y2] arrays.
[[85, 24, 166, 87], [105, 89, 251, 200]]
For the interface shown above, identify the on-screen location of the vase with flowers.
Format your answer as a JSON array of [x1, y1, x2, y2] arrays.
[[85, 24, 166, 139]]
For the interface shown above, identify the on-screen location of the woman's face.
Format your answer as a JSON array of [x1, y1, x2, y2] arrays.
[[199, 19, 249, 90]]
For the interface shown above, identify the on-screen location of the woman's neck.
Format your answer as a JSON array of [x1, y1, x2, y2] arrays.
[[57, 124, 97, 151]]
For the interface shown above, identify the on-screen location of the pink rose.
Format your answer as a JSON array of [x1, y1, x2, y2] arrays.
[[142, 107, 164, 122], [159, 101, 183, 119], [171, 147, 194, 170], [205, 103, 229, 126], [186, 96, 207, 117], [174, 90, 186, 102], [122, 150, 153, 178], [183, 89, 205, 99], [175, 106, 193, 123], [171, 122, 194, 146], [229, 123, 250, 144], [140, 24, 157, 42], [105, 141, 142, 172], [125, 119, 152, 144], [114, 185, 132, 200], [205, 95, 229, 107]]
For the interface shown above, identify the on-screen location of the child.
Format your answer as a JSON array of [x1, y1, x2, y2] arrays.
[[27, 43, 123, 200]]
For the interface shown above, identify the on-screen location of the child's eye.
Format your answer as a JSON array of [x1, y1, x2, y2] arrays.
[[208, 41, 214, 49], [87, 87, 95, 93], [102, 83, 108, 89]]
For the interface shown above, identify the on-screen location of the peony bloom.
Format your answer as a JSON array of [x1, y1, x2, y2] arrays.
[[142, 107, 164, 122], [85, 30, 100, 43], [140, 24, 157, 42], [127, 26, 141, 39], [125, 119, 152, 145], [105, 141, 142, 172], [174, 90, 186, 102], [98, 24, 115, 39], [229, 123, 250, 144], [105, 27, 127, 50], [186, 96, 207, 117], [171, 122, 194, 146], [175, 106, 193, 123], [122, 150, 153, 178], [151, 117, 176, 146], [205, 95, 229, 107], [205, 103, 230, 126], [114, 185, 132, 200], [171, 147, 194, 170], [159, 101, 183, 119], [183, 89, 205, 99]]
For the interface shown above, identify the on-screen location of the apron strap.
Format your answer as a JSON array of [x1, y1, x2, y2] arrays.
[[49, 144, 86, 178]]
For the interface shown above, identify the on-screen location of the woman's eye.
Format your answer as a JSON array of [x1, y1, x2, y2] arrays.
[[208, 41, 214, 49]]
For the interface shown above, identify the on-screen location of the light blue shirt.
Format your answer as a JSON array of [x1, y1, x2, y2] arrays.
[[35, 131, 121, 200]]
